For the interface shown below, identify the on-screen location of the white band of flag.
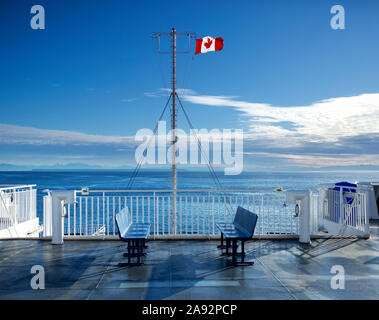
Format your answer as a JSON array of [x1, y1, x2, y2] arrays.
[[195, 36, 224, 54]]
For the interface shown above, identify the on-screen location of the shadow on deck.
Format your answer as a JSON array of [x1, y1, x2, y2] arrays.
[[0, 224, 378, 300]]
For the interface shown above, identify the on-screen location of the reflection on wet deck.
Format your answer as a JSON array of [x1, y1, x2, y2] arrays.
[[0, 223, 378, 300]]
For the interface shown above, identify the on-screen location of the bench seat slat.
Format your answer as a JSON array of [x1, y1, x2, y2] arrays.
[[115, 208, 150, 241], [216, 206, 258, 266], [115, 207, 150, 266], [216, 206, 258, 240], [120, 225, 150, 239], [217, 223, 249, 239], [218, 228, 250, 239], [216, 222, 235, 229]]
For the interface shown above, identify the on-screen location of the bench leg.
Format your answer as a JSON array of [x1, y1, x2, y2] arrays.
[[132, 239, 135, 257], [128, 239, 131, 264], [136, 240, 140, 265], [118, 239, 145, 267], [232, 239, 237, 265], [219, 233, 239, 250], [124, 239, 147, 257], [241, 241, 245, 263], [117, 240, 133, 266], [221, 238, 241, 256], [217, 233, 224, 248], [220, 235, 239, 254], [231, 240, 254, 266], [221, 243, 242, 256]]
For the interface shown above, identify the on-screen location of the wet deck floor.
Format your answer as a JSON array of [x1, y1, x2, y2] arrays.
[[0, 224, 378, 300]]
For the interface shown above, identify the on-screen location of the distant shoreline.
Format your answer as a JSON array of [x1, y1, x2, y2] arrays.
[[0, 168, 378, 174]]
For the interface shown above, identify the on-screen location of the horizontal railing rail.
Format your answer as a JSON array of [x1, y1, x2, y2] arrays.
[[0, 185, 37, 231], [0, 184, 37, 191], [58, 190, 299, 238], [310, 188, 369, 236]]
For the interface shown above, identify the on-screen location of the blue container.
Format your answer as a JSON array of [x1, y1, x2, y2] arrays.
[[333, 181, 357, 226]]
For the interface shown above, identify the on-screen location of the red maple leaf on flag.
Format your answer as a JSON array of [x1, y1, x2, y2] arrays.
[[204, 38, 213, 49]]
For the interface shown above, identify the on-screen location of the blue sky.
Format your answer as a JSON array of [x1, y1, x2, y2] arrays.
[[1, 0, 379, 171]]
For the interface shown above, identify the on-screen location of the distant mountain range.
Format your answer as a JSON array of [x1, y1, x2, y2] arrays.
[[0, 163, 126, 171], [0, 163, 379, 172]]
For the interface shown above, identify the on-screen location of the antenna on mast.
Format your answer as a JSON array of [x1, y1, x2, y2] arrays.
[[151, 28, 196, 235]]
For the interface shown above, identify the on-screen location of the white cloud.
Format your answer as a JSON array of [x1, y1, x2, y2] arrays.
[[2, 90, 379, 169], [244, 152, 379, 168], [0, 123, 135, 146], [121, 98, 137, 103], [182, 92, 379, 148], [145, 88, 197, 98], [161, 88, 197, 96], [143, 91, 165, 98]]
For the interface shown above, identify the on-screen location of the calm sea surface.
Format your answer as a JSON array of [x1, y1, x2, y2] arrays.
[[1, 170, 379, 223]]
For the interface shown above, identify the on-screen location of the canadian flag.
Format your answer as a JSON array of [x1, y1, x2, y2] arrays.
[[195, 36, 224, 54]]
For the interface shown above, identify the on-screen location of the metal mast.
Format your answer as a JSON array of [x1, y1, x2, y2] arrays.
[[171, 28, 177, 234], [152, 28, 195, 234]]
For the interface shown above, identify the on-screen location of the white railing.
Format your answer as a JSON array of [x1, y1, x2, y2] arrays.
[[0, 185, 37, 231], [310, 187, 369, 236], [59, 190, 299, 238]]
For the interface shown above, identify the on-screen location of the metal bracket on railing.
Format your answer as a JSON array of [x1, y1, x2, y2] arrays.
[[294, 203, 300, 217]]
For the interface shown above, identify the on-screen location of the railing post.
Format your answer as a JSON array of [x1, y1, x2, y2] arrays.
[[208, 192, 211, 238], [79, 197, 82, 236], [102, 192, 105, 235], [153, 191, 156, 239], [13, 188, 18, 225], [339, 187, 343, 225], [43, 193, 52, 237], [261, 194, 264, 235], [364, 192, 370, 237], [29, 186, 33, 220], [212, 195, 215, 235], [13, 188, 17, 225]]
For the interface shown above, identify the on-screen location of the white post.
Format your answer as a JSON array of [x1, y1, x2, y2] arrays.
[[43, 194, 52, 237], [286, 190, 311, 244], [29, 186, 33, 220], [13, 188, 17, 225], [49, 190, 75, 245], [299, 192, 311, 244], [339, 187, 343, 224], [52, 197, 64, 244], [363, 192, 370, 237]]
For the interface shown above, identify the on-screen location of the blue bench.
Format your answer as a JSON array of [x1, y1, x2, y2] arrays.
[[216, 206, 258, 265], [115, 207, 150, 266]]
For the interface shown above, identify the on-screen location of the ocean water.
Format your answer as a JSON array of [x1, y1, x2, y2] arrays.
[[1, 170, 379, 230]]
